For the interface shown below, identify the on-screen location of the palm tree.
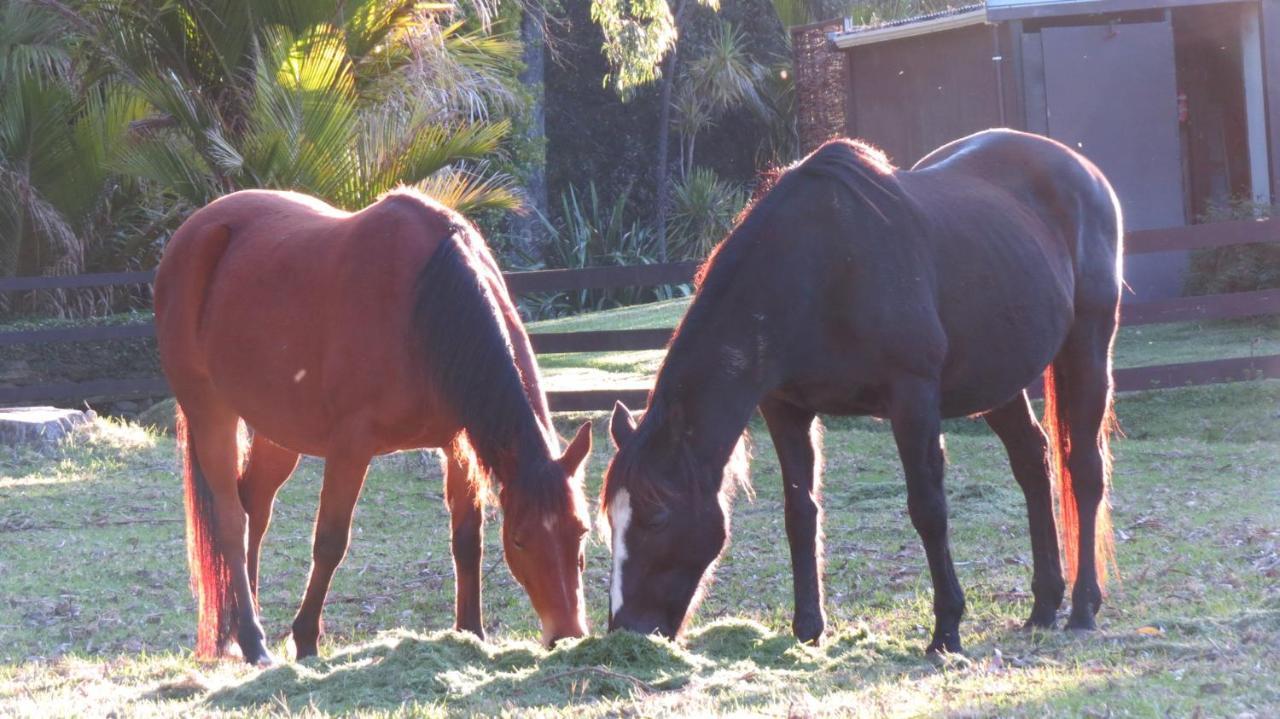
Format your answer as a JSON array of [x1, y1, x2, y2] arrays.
[[1, 0, 148, 313], [672, 22, 770, 180], [72, 0, 521, 213]]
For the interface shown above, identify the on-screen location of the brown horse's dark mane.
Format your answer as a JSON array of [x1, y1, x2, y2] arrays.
[[413, 230, 566, 510]]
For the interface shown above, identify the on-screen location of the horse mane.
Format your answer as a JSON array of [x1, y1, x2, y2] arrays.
[[413, 229, 565, 509], [695, 137, 901, 291], [600, 398, 751, 520]]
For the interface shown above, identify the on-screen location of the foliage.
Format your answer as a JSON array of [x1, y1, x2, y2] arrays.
[[668, 166, 747, 258], [671, 22, 773, 178], [1185, 197, 1280, 295], [591, 0, 688, 99], [0, 0, 158, 315], [74, 0, 521, 215], [516, 183, 691, 319], [770, 0, 967, 27]]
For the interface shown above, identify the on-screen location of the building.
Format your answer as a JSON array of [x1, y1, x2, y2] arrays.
[[792, 0, 1279, 298]]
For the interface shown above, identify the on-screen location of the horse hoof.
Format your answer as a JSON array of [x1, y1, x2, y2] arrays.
[[242, 645, 275, 666], [793, 614, 825, 646], [1022, 607, 1058, 631], [1064, 613, 1098, 632], [925, 635, 963, 656], [292, 638, 319, 660]]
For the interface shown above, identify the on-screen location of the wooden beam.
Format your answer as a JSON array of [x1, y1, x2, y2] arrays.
[[502, 263, 698, 294], [547, 388, 651, 413], [0, 323, 156, 346], [530, 328, 673, 354], [1125, 218, 1278, 254], [0, 378, 170, 405], [0, 271, 155, 293], [1121, 289, 1280, 325]]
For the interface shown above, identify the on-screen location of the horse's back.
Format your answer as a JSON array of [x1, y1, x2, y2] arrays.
[[911, 129, 1122, 291], [901, 130, 1121, 413], [157, 189, 465, 455]]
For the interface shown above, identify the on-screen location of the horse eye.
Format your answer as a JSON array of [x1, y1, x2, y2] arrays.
[[642, 508, 672, 529], [512, 537, 526, 550]]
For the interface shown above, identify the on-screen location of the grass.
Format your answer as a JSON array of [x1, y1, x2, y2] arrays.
[[1, 375, 1278, 717]]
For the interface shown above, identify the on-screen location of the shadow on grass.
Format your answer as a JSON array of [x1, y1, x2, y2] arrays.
[[202, 620, 918, 714]]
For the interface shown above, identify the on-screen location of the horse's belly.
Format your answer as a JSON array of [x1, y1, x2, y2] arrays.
[[938, 304, 1071, 417]]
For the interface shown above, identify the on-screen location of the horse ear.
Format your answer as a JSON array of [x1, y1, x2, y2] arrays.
[[558, 421, 592, 475], [610, 401, 637, 447]]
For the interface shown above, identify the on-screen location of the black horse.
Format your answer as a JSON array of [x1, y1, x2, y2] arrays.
[[602, 129, 1121, 654]]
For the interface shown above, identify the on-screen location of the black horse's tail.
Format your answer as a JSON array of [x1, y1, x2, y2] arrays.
[[1041, 366, 1118, 592]]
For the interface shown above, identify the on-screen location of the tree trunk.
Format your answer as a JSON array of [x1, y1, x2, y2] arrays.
[[654, 0, 690, 263], [510, 0, 549, 261]]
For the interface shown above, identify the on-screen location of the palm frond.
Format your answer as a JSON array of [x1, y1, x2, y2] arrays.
[[413, 164, 521, 214]]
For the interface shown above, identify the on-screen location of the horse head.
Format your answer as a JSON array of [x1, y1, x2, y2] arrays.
[[498, 420, 593, 646]]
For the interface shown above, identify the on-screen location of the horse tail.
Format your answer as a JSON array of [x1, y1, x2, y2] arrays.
[[176, 406, 236, 657], [1041, 365, 1117, 593]]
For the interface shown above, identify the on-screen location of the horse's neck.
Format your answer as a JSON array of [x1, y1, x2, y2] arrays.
[[647, 297, 771, 469]]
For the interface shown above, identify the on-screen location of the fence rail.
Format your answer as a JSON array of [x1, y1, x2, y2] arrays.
[[2, 219, 1277, 409]]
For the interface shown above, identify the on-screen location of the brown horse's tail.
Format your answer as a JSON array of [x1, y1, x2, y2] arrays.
[[176, 406, 236, 657], [1041, 366, 1118, 593]]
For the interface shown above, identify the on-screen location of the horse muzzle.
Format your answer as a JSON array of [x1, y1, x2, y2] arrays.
[[608, 606, 677, 640]]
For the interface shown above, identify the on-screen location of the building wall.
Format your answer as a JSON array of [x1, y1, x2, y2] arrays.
[[845, 24, 1007, 167], [791, 20, 851, 154]]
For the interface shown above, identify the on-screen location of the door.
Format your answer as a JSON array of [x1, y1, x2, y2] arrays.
[[1042, 19, 1187, 300]]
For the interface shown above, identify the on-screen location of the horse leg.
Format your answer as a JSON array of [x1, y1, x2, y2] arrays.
[[984, 392, 1065, 629], [889, 377, 965, 654], [443, 443, 485, 638], [187, 408, 274, 664], [760, 396, 826, 644], [290, 449, 372, 659], [238, 435, 301, 600], [1052, 316, 1116, 631]]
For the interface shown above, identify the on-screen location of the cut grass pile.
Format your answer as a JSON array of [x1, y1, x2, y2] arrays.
[[1, 377, 1277, 716]]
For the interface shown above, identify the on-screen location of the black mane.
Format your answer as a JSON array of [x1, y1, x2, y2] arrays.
[[413, 231, 563, 506]]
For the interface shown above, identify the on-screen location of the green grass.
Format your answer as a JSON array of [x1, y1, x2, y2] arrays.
[[2, 378, 1278, 717]]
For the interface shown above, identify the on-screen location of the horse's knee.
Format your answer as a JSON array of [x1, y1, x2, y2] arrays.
[[451, 515, 483, 569], [312, 528, 350, 566], [1067, 452, 1105, 506], [784, 493, 820, 532], [907, 492, 948, 541]]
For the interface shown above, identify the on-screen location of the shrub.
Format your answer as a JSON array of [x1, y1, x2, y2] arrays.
[[514, 183, 690, 320], [1184, 198, 1280, 296], [669, 167, 748, 261]]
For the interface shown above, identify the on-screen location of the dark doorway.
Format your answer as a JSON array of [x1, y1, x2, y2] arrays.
[[1174, 3, 1270, 220]]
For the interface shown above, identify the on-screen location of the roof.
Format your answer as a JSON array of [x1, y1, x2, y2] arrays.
[[828, 4, 987, 49]]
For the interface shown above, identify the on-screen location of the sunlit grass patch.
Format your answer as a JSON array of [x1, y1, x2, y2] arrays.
[[1, 381, 1277, 716]]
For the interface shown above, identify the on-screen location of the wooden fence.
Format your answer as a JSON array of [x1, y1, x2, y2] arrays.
[[2, 219, 1278, 412]]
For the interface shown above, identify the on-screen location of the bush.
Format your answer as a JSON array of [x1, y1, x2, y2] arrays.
[[1185, 198, 1280, 295], [669, 168, 748, 260], [514, 183, 691, 320]]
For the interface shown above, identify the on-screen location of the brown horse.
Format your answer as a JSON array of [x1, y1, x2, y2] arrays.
[[155, 189, 592, 665]]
